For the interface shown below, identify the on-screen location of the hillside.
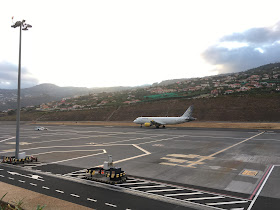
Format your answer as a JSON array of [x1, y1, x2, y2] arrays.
[[0, 84, 135, 111], [1, 62, 280, 122], [1, 94, 280, 122]]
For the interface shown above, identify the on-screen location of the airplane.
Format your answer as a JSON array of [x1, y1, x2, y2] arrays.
[[133, 105, 195, 128]]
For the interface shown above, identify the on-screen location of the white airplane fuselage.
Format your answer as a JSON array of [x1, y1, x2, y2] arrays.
[[133, 117, 189, 125], [133, 105, 195, 128]]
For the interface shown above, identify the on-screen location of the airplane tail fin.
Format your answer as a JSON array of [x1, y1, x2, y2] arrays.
[[181, 105, 193, 118]]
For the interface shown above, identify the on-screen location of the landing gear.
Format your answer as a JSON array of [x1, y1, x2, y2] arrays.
[[162, 125, 165, 129], [156, 125, 160, 129], [140, 124, 142, 128]]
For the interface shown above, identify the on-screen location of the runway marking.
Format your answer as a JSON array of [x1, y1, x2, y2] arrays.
[[30, 183, 37, 186], [18, 180, 25, 183], [160, 154, 213, 168], [117, 181, 150, 186], [186, 196, 224, 201], [42, 186, 50, 190], [34, 149, 107, 166], [248, 165, 275, 210], [130, 184, 166, 189], [100, 135, 162, 145], [8, 177, 14, 180], [186, 131, 265, 168], [137, 136, 182, 145], [87, 198, 97, 202], [0, 136, 15, 143], [165, 192, 203, 197], [0, 175, 4, 177], [93, 144, 151, 167], [32, 149, 106, 156], [207, 200, 248, 205], [105, 203, 117, 208], [146, 188, 184, 193]]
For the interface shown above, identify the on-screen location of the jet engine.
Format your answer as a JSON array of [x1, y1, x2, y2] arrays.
[[144, 122, 151, 127]]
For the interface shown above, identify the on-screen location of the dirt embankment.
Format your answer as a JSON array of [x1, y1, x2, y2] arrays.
[[2, 95, 280, 122]]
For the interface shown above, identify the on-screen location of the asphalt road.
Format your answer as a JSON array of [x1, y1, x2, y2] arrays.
[[0, 123, 280, 209]]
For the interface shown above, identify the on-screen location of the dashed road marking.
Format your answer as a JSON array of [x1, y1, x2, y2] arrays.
[[55, 190, 64, 193], [8, 177, 14, 180], [87, 198, 97, 202], [70, 194, 80, 198], [0, 175, 4, 177], [42, 186, 50, 190], [18, 180, 25, 183], [30, 183, 37, 186], [105, 203, 117, 208]]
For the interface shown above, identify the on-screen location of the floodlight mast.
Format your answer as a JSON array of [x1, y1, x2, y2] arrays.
[[11, 19, 32, 159]]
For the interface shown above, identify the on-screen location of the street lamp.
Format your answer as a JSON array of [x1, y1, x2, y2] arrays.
[[11, 18, 32, 159]]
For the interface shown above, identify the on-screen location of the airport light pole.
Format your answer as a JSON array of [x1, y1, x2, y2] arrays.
[[11, 19, 32, 159]]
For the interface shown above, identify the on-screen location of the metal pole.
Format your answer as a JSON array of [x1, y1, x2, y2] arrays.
[[15, 23, 22, 159]]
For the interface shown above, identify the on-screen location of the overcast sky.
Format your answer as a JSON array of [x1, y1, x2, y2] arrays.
[[1, 0, 280, 89]]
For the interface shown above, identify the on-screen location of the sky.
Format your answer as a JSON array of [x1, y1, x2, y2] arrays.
[[1, 0, 280, 89]]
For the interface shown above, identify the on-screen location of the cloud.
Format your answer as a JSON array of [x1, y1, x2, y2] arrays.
[[0, 62, 39, 89], [202, 22, 280, 74]]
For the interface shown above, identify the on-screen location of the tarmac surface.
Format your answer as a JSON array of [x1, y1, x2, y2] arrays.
[[0, 122, 280, 209]]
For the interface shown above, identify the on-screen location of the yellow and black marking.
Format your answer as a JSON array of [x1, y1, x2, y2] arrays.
[[1, 156, 37, 165]]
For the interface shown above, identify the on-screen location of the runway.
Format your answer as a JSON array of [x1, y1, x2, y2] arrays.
[[0, 123, 279, 209]]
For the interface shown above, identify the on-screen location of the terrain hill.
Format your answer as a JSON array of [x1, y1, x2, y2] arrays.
[[1, 62, 280, 122], [0, 84, 135, 111]]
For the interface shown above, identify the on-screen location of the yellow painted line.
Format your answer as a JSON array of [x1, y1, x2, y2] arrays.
[[160, 162, 178, 166], [186, 131, 265, 168], [167, 154, 199, 158], [2, 149, 14, 152], [242, 170, 258, 176], [161, 157, 187, 163]]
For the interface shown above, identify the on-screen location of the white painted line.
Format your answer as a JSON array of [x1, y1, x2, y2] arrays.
[[0, 169, 3, 171], [207, 200, 248, 206], [125, 179, 142, 182], [8, 177, 14, 180], [70, 194, 80, 198], [117, 181, 150, 186], [247, 165, 275, 210], [130, 185, 166, 189], [146, 188, 185, 193], [42, 186, 50, 190], [186, 196, 224, 201], [87, 198, 97, 202], [105, 203, 117, 208], [30, 183, 37, 186], [0, 175, 4, 177], [132, 144, 151, 155], [0, 136, 15, 143], [230, 208, 244, 210], [37, 149, 107, 166], [165, 192, 202, 197], [55, 190, 64, 194], [18, 180, 25, 183]]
